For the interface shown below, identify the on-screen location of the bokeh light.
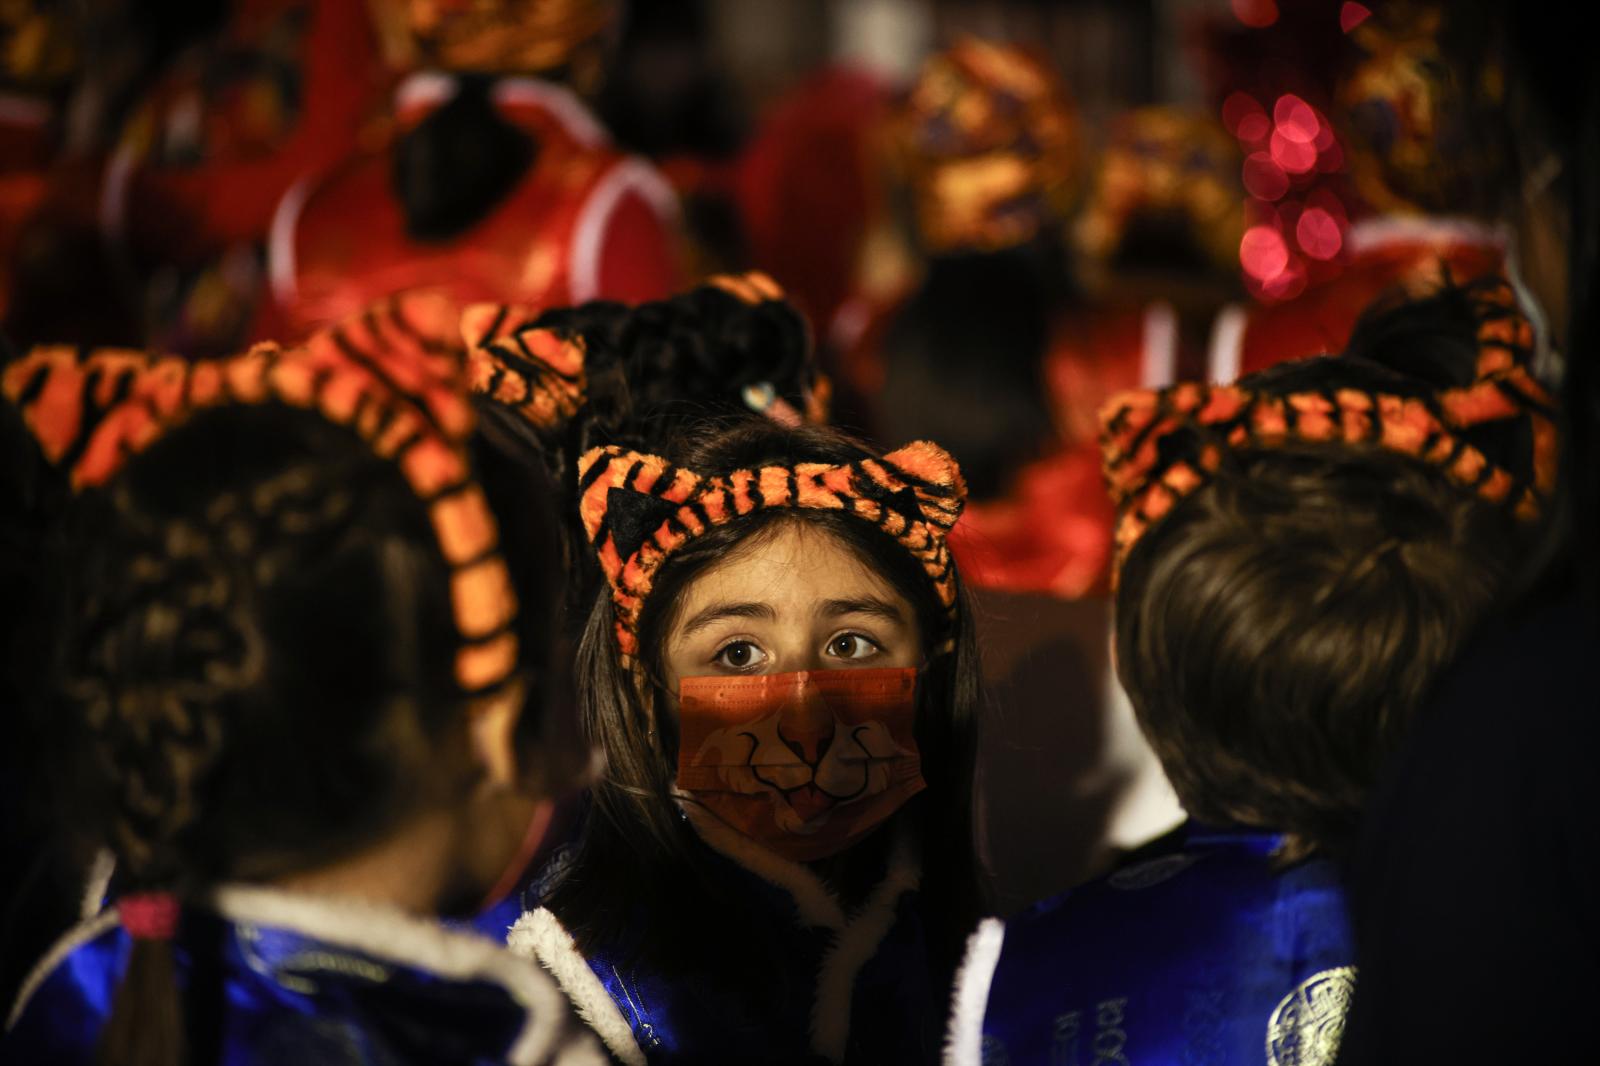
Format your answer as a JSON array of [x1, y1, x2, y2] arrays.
[[1296, 207, 1343, 260], [1259, 257, 1308, 301], [1242, 152, 1290, 200], [1270, 128, 1318, 173], [1340, 2, 1373, 34], [1237, 112, 1272, 144], [1272, 95, 1321, 143], [1222, 91, 1263, 136], [1240, 224, 1291, 281], [1231, 0, 1280, 28]]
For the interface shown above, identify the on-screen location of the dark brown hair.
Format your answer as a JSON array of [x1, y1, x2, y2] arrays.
[[546, 421, 985, 977], [62, 401, 566, 1066], [1114, 285, 1531, 858]]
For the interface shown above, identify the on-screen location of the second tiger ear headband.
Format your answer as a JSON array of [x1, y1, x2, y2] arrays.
[[461, 271, 828, 432], [1099, 281, 1560, 575], [576, 441, 967, 659], [2, 295, 521, 696]]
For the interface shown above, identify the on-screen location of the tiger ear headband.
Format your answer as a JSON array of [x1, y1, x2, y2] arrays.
[[2, 323, 520, 697], [576, 441, 966, 658], [1099, 281, 1559, 576], [460, 300, 587, 431]]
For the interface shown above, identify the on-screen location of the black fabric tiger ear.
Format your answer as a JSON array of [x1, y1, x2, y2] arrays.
[[604, 486, 684, 563], [574, 442, 966, 656]]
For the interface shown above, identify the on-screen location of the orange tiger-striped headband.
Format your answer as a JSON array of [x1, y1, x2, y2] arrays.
[[3, 320, 520, 696], [576, 441, 967, 657], [462, 301, 587, 431], [1100, 285, 1559, 575]]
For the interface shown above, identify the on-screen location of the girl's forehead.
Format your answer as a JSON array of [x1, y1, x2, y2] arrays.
[[676, 522, 905, 617]]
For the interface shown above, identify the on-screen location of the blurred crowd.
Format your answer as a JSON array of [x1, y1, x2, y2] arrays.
[[0, 1, 1594, 1064]]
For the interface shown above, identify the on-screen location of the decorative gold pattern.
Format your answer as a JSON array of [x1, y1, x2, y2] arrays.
[[1265, 966, 1357, 1066]]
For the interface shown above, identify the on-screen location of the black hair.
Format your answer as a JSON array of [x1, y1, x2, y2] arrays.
[[0, 395, 82, 1011], [63, 401, 565, 1066], [485, 281, 817, 627], [392, 75, 537, 242], [878, 246, 1064, 501], [1115, 285, 1535, 858], [545, 420, 985, 980]]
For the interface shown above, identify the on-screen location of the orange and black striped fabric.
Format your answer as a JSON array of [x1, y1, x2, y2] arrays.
[[1099, 282, 1558, 575], [576, 441, 967, 656], [461, 301, 586, 431], [2, 317, 519, 696]]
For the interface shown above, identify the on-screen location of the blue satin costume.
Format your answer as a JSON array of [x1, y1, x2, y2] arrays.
[[965, 823, 1355, 1066], [3, 887, 602, 1066], [500, 814, 949, 1065]]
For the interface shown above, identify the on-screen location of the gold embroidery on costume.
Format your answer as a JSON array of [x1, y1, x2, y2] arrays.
[[1265, 966, 1357, 1066]]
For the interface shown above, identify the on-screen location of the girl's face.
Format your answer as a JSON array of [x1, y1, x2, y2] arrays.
[[661, 520, 923, 689]]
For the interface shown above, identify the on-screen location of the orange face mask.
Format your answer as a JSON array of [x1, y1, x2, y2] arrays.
[[675, 668, 926, 863]]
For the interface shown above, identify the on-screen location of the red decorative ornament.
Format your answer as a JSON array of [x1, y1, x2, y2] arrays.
[[1231, 0, 1280, 29]]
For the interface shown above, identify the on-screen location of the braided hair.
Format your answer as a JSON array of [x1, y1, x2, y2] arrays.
[[64, 401, 564, 1066]]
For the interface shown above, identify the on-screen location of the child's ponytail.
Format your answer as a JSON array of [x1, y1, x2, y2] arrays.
[[98, 932, 185, 1066]]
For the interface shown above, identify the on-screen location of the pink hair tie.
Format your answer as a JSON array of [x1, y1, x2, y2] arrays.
[[120, 893, 180, 941], [741, 382, 803, 428]]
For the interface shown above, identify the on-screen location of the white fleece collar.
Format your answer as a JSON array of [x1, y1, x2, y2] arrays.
[[11, 885, 603, 1066]]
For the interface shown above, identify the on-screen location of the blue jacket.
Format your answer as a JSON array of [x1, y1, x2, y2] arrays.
[[503, 807, 946, 1065], [947, 823, 1356, 1066], [4, 884, 604, 1066]]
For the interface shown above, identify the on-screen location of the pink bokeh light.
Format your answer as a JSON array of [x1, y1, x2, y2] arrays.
[[1242, 152, 1290, 200], [1296, 207, 1344, 260], [1231, 0, 1280, 28], [1273, 95, 1321, 143], [1241, 225, 1291, 281], [1222, 91, 1264, 136], [1270, 128, 1319, 173], [1236, 112, 1272, 144], [1340, 2, 1373, 33]]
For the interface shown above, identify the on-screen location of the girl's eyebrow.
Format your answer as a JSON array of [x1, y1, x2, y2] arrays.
[[679, 601, 775, 636], [820, 597, 906, 624]]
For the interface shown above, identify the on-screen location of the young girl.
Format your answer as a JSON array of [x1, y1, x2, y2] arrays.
[[505, 419, 985, 1064], [256, 272, 824, 949], [1, 338, 604, 1064], [945, 279, 1556, 1064]]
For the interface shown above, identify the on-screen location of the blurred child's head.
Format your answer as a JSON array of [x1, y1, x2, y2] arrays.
[[1106, 280, 1554, 855]]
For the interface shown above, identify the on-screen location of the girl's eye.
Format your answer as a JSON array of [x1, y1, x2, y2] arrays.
[[714, 641, 768, 671], [826, 633, 881, 661]]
